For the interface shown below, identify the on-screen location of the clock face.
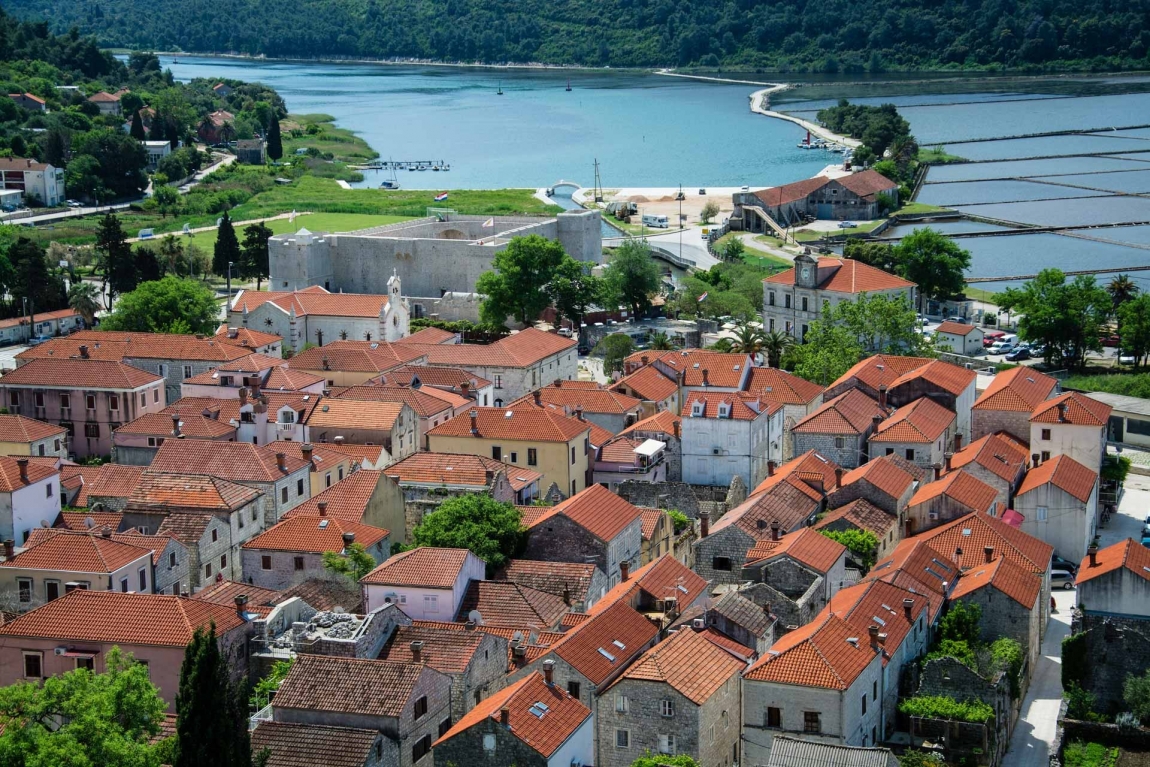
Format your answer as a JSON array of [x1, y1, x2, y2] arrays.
[[800, 268, 811, 280]]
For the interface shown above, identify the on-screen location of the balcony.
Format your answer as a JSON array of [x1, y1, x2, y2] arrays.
[[276, 422, 296, 431]]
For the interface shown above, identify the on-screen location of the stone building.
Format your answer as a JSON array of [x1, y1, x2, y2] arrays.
[[1029, 392, 1111, 470], [610, 363, 681, 416], [111, 530, 188, 597], [512, 380, 643, 434], [946, 432, 1030, 510], [681, 390, 784, 488], [112, 412, 238, 465], [1014, 454, 1099, 562], [949, 551, 1043, 669], [251, 722, 393, 767], [741, 527, 849, 606], [766, 736, 900, 767], [598, 628, 744, 767], [792, 390, 889, 470], [732, 170, 899, 229], [241, 512, 389, 590], [827, 454, 920, 518], [905, 470, 999, 537], [623, 349, 753, 394], [814, 499, 900, 562], [869, 396, 956, 470], [883, 359, 977, 440], [971, 367, 1059, 444], [330, 385, 470, 451], [823, 356, 933, 404], [492, 559, 608, 614]]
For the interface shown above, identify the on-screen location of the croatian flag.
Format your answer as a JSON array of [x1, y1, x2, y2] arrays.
[[697, 291, 708, 302], [434, 192, 449, 202], [483, 218, 494, 228]]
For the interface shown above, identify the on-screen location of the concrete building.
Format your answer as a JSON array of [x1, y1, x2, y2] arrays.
[[971, 367, 1059, 444], [681, 390, 784, 487], [598, 628, 744, 767], [161, 391, 323, 448], [8, 93, 46, 112], [0, 359, 166, 459], [0, 309, 85, 346], [792, 389, 889, 470], [1077, 539, 1150, 619], [142, 140, 171, 170], [361, 547, 485, 618], [1029, 392, 1111, 470], [1014, 454, 1099, 562], [0, 416, 67, 459], [235, 139, 266, 165], [242, 512, 389, 590], [762, 254, 915, 343], [1086, 391, 1150, 447], [0, 457, 60, 546], [267, 210, 602, 299], [732, 170, 899, 229], [905, 470, 999, 536], [433, 670, 593, 767], [87, 90, 123, 115], [934, 321, 985, 356], [0, 157, 66, 207]]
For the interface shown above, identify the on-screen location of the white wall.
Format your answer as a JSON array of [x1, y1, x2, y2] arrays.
[[548, 715, 595, 767], [1030, 423, 1105, 470], [1015, 481, 1097, 561], [6, 478, 61, 545], [363, 584, 455, 618], [681, 411, 773, 487]]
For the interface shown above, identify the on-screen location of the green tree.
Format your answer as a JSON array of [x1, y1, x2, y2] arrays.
[[0, 646, 167, 767], [999, 269, 1111, 370], [240, 222, 273, 290], [899, 750, 945, 767], [149, 110, 165, 141], [135, 244, 163, 283], [411, 495, 526, 572], [1125, 668, 1150, 724], [836, 292, 933, 355], [602, 239, 662, 317], [95, 213, 136, 307], [68, 280, 101, 325], [718, 237, 746, 263], [596, 332, 635, 375], [322, 542, 378, 583], [788, 319, 862, 385], [266, 113, 283, 161], [64, 154, 107, 202], [130, 109, 146, 140], [1109, 273, 1140, 337], [700, 200, 719, 224], [631, 754, 700, 767], [213, 211, 242, 279], [729, 322, 766, 356], [44, 129, 67, 168], [844, 239, 899, 273], [762, 329, 794, 367], [818, 528, 879, 571], [175, 625, 251, 767], [1119, 294, 1150, 367], [71, 128, 148, 199], [9, 237, 67, 315], [152, 185, 180, 218], [648, 331, 675, 350], [547, 256, 602, 332], [891, 228, 971, 313], [100, 276, 220, 334], [476, 234, 568, 327], [940, 601, 981, 644], [250, 659, 294, 711]]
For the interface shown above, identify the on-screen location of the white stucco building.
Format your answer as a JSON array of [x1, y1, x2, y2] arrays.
[[1029, 392, 1111, 470], [361, 547, 484, 618], [0, 457, 61, 545], [680, 390, 784, 488]]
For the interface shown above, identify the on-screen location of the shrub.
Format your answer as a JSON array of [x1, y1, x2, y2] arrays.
[[1062, 632, 1088, 689], [667, 509, 690, 534], [1065, 682, 1103, 722], [899, 696, 994, 723], [818, 528, 879, 571], [991, 638, 1024, 698], [1063, 741, 1118, 767], [1102, 455, 1131, 484], [925, 639, 977, 669], [1124, 668, 1150, 724], [940, 601, 982, 644]]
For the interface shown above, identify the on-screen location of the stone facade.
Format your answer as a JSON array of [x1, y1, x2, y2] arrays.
[[793, 431, 872, 471], [1070, 612, 1150, 715], [972, 408, 1033, 445], [954, 580, 1042, 671], [743, 552, 847, 604], [242, 535, 390, 592], [523, 515, 642, 589]]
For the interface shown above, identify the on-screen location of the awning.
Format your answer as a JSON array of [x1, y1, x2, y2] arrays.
[[59, 650, 97, 658], [634, 439, 666, 457]]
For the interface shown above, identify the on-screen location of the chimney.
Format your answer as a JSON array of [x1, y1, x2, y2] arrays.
[[699, 511, 710, 538], [1032, 453, 1041, 468], [511, 644, 526, 661], [701, 369, 710, 387], [554, 378, 562, 388], [78, 344, 89, 359], [171, 413, 181, 437], [180, 589, 189, 599], [543, 659, 555, 686], [983, 545, 994, 563], [239, 387, 249, 405], [1057, 402, 1068, 423], [342, 531, 356, 547], [878, 384, 888, 409], [322, 356, 330, 371], [100, 526, 112, 538], [767, 461, 777, 477], [641, 355, 649, 366], [872, 414, 884, 431], [673, 419, 681, 440], [234, 594, 248, 617], [770, 522, 780, 542], [15, 458, 28, 484], [562, 585, 571, 605], [944, 452, 953, 473], [276, 452, 286, 471], [410, 640, 424, 662], [533, 390, 542, 406], [878, 633, 888, 646], [469, 409, 479, 435], [2, 540, 13, 559], [955, 546, 963, 564], [301, 443, 315, 470], [834, 466, 843, 488], [575, 406, 584, 422], [460, 381, 471, 398], [250, 383, 261, 400], [1088, 544, 1098, 567], [902, 598, 914, 620], [500, 707, 510, 726], [953, 432, 964, 452], [931, 462, 942, 482], [317, 502, 328, 517], [620, 561, 630, 581], [869, 624, 880, 649]]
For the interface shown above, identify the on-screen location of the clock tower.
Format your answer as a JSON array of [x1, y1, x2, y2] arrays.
[[794, 252, 819, 289]]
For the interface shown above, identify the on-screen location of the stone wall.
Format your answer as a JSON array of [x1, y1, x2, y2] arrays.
[[794, 432, 871, 469], [616, 481, 702, 518], [972, 409, 1032, 445], [522, 515, 609, 578], [1072, 612, 1150, 714], [695, 527, 754, 585]]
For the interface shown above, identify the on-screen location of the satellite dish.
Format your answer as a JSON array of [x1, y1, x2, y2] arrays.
[[40, 519, 50, 528], [84, 516, 95, 529], [700, 596, 713, 612], [512, 630, 525, 642], [468, 609, 484, 625]]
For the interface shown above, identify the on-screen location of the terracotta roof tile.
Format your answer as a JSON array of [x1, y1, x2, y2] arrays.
[[80, 464, 146, 504], [935, 321, 978, 336], [0, 529, 150, 573], [434, 672, 590, 758], [1, 359, 162, 389], [148, 440, 309, 483], [838, 170, 902, 198], [627, 349, 751, 389], [279, 578, 362, 613], [683, 390, 781, 421], [126, 472, 262, 512], [716, 479, 821, 538], [619, 409, 681, 439], [865, 538, 959, 614], [385, 453, 541, 492], [361, 547, 474, 588], [755, 175, 835, 207], [0, 589, 244, 646], [494, 560, 598, 603], [379, 625, 487, 673], [614, 627, 744, 704], [459, 581, 569, 629], [836, 456, 915, 500], [398, 326, 457, 344], [263, 368, 325, 391], [527, 484, 642, 542], [272, 655, 430, 718], [0, 415, 65, 443], [319, 444, 391, 469], [765, 257, 915, 293], [1017, 454, 1098, 504], [286, 341, 423, 374], [57, 510, 123, 531], [888, 359, 977, 397], [550, 601, 658, 685], [242, 515, 388, 553], [378, 365, 491, 391], [1030, 391, 1112, 426], [18, 330, 255, 364], [827, 355, 933, 395], [749, 450, 840, 499], [950, 555, 1041, 608], [610, 365, 679, 403], [191, 579, 284, 617], [164, 392, 321, 425], [0, 456, 56, 492], [306, 398, 406, 431], [973, 367, 1059, 413], [815, 499, 898, 539], [870, 397, 955, 444], [234, 287, 395, 319], [1077, 538, 1150, 585], [745, 527, 847, 573], [917, 512, 1053, 573], [909, 471, 998, 514], [330, 385, 455, 417], [251, 722, 381, 767], [155, 514, 214, 545], [793, 389, 888, 435], [824, 579, 929, 665], [490, 328, 577, 366], [428, 406, 589, 443], [640, 509, 665, 541], [586, 420, 614, 447], [114, 412, 236, 439], [598, 436, 648, 464], [214, 326, 282, 350], [744, 613, 877, 689], [517, 383, 642, 415], [110, 531, 182, 565], [949, 432, 1030, 484], [409, 328, 575, 369], [745, 367, 825, 406], [587, 555, 707, 617]]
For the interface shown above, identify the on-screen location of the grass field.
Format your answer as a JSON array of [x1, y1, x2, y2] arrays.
[[918, 147, 968, 164], [173, 213, 413, 252], [963, 286, 1000, 304], [794, 220, 884, 242], [894, 202, 952, 216], [282, 114, 379, 164]]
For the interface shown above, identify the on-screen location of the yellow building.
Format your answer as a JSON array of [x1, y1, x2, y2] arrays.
[[0, 415, 67, 459], [427, 407, 591, 499]]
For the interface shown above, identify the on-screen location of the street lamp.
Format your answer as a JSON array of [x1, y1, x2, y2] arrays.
[[227, 261, 234, 309]]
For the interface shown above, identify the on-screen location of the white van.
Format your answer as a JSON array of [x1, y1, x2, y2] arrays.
[[641, 214, 669, 228]]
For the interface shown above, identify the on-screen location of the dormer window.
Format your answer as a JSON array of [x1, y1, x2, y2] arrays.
[[691, 402, 704, 417], [279, 411, 295, 424], [718, 404, 730, 418]]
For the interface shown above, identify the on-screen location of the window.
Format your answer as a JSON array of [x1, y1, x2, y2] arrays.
[[139, 568, 147, 591], [769, 292, 776, 306], [85, 394, 96, 410], [659, 734, 676, 754], [169, 552, 176, 569], [571, 446, 576, 464], [660, 699, 674, 717], [615, 694, 629, 713], [281, 487, 288, 504], [153, 389, 160, 403], [147, 436, 165, 448], [84, 423, 99, 438], [297, 478, 304, 496], [804, 711, 821, 733], [492, 446, 502, 461], [34, 392, 44, 408], [293, 556, 304, 571], [338, 467, 344, 481], [211, 529, 218, 543], [158, 364, 168, 377], [509, 451, 518, 464], [1037, 506, 1048, 521], [261, 555, 272, 570], [438, 718, 451, 737], [834, 436, 846, 449], [873, 726, 878, 745], [801, 296, 809, 312], [1041, 450, 1051, 462], [1041, 428, 1051, 440], [140, 393, 146, 407], [17, 578, 32, 604], [238, 513, 244, 529], [46, 482, 53, 499], [905, 449, 915, 461], [873, 681, 878, 701], [712, 556, 732, 571], [483, 733, 496, 752], [709, 724, 715, 743], [615, 730, 630, 749], [60, 394, 70, 410], [325, 473, 332, 488], [568, 681, 581, 699], [767, 707, 781, 728], [120, 577, 129, 593], [862, 694, 867, 715], [22, 652, 42, 679], [414, 695, 428, 719], [75, 656, 94, 671], [424, 594, 439, 614], [109, 394, 119, 411], [784, 294, 792, 309], [412, 734, 432, 762], [183, 365, 192, 379], [769, 319, 775, 331], [528, 448, 537, 466], [493, 374, 503, 390], [8, 391, 18, 407], [45, 581, 60, 601], [205, 563, 212, 577]]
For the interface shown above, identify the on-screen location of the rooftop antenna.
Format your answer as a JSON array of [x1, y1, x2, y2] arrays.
[[593, 158, 603, 203]]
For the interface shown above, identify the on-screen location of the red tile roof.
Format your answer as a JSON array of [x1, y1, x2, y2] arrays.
[[754, 175, 835, 207], [871, 397, 955, 444], [764, 257, 915, 294], [21, 330, 256, 363], [889, 359, 977, 397], [0, 589, 244, 646], [110, 531, 181, 566], [379, 365, 491, 391], [494, 560, 598, 603], [75, 464, 146, 506], [683, 390, 781, 421], [114, 412, 236, 439], [410, 328, 575, 369], [282, 470, 384, 522], [598, 436, 648, 465], [749, 450, 841, 499], [428, 407, 590, 443], [263, 367, 325, 392], [459, 581, 569, 629], [827, 355, 933, 395], [1030, 391, 1112, 426], [949, 432, 1030, 484], [744, 613, 878, 689], [126, 472, 262, 512], [272, 655, 430, 718], [1, 529, 151, 573], [1016, 454, 1098, 504], [434, 672, 590, 758], [640, 509, 665, 541], [815, 499, 898, 538], [836, 456, 915, 500], [0, 456, 56, 492], [516, 383, 642, 415], [619, 410, 682, 440], [379, 625, 488, 673], [286, 341, 423, 374], [1, 359, 162, 389], [331, 385, 456, 417], [610, 365, 679, 403], [550, 601, 658, 685], [164, 392, 321, 425], [399, 327, 457, 345], [191, 579, 284, 618], [242, 515, 388, 553], [587, 555, 708, 617], [865, 538, 958, 614], [745, 527, 848, 573], [320, 443, 391, 469], [793, 389, 888, 435], [251, 722, 381, 767], [527, 484, 643, 542], [950, 555, 1041, 608], [215, 326, 283, 350], [361, 547, 475, 588], [745, 367, 825, 406], [837, 169, 901, 198], [56, 510, 124, 531], [918, 512, 1054, 574], [973, 367, 1059, 413], [627, 349, 751, 389], [1077, 538, 1150, 585], [613, 627, 745, 704], [385, 453, 541, 492], [306, 398, 406, 431], [234, 287, 396, 319], [909, 470, 998, 514], [935, 321, 978, 336], [0, 415, 66, 443], [149, 439, 309, 483], [721, 482, 823, 539]]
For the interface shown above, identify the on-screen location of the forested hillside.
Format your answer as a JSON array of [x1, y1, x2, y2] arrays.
[[4, 0, 1149, 70]]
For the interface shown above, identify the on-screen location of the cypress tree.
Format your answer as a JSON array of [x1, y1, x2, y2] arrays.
[[167, 118, 179, 150], [175, 624, 251, 767], [149, 110, 165, 141], [129, 110, 146, 141], [44, 129, 67, 167], [266, 113, 283, 162], [213, 211, 241, 278], [96, 213, 137, 306]]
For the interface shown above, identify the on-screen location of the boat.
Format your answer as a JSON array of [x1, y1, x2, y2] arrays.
[[443, 163, 451, 171], [566, 79, 572, 92], [497, 82, 504, 95], [408, 165, 417, 171], [380, 161, 400, 190], [418, 165, 428, 171], [432, 165, 440, 171]]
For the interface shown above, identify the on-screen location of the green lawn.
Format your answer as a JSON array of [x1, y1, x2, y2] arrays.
[[963, 286, 1000, 304], [741, 252, 791, 271], [282, 114, 379, 164], [793, 220, 885, 242], [175, 213, 413, 252], [894, 202, 952, 216], [1063, 742, 1118, 767], [754, 233, 787, 248], [918, 147, 968, 164]]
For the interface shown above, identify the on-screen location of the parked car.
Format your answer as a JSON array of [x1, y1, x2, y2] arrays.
[[1119, 350, 1137, 365], [838, 221, 857, 229], [1005, 348, 1031, 361], [1051, 569, 1076, 590], [1141, 535, 1150, 550], [65, 199, 82, 208], [988, 341, 1016, 355], [945, 316, 969, 324], [1100, 334, 1121, 348], [1052, 554, 1078, 575]]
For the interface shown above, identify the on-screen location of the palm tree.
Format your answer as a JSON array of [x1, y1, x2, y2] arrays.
[[729, 323, 766, 357], [711, 338, 735, 353], [648, 331, 675, 351], [1108, 274, 1139, 337], [761, 329, 795, 368], [68, 281, 101, 327]]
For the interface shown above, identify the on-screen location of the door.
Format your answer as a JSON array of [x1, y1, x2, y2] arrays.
[[817, 203, 833, 219], [1109, 415, 1124, 443]]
